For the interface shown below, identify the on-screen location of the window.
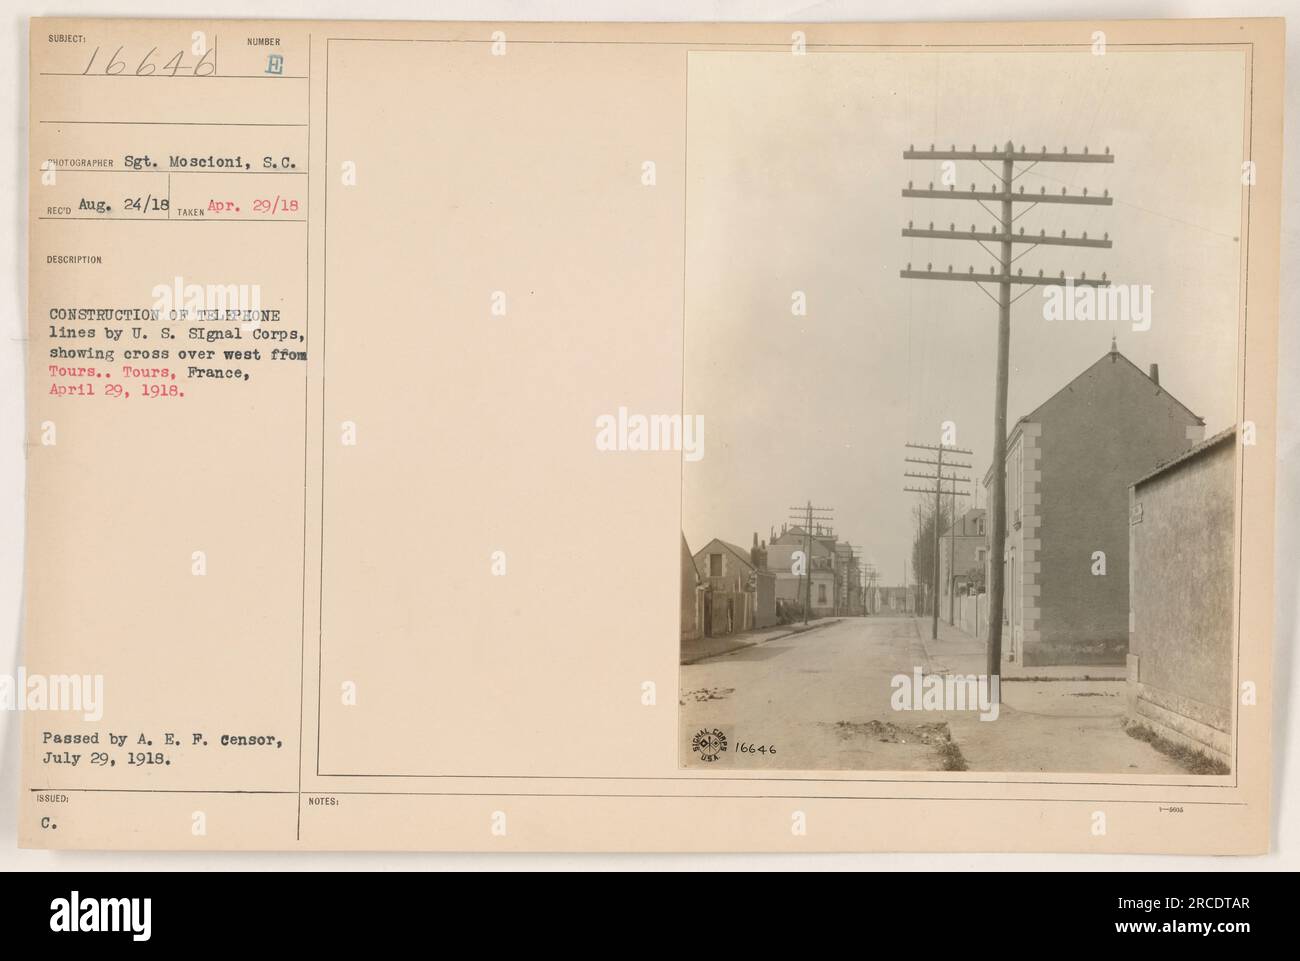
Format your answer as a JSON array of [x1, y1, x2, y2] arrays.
[[709, 553, 722, 577], [817, 584, 827, 604]]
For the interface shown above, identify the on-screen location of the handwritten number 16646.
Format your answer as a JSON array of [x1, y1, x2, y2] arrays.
[[80, 46, 216, 77]]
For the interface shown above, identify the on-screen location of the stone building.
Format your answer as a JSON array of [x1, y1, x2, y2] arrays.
[[768, 524, 838, 617], [681, 533, 703, 642], [692, 536, 777, 634], [983, 342, 1206, 666], [939, 506, 987, 625], [1126, 427, 1237, 769]]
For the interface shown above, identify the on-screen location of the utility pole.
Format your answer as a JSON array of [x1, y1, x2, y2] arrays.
[[948, 482, 958, 625], [788, 502, 834, 625], [905, 441, 973, 640], [912, 504, 928, 617], [847, 546, 863, 615], [862, 563, 877, 614], [900, 141, 1115, 676], [854, 548, 864, 614]]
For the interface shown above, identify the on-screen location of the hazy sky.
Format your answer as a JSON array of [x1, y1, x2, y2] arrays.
[[682, 49, 1246, 582]]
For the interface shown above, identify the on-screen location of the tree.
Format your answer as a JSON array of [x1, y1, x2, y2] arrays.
[[910, 497, 954, 610]]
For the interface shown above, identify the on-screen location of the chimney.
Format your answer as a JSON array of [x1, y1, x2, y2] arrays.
[[1148, 363, 1159, 386]]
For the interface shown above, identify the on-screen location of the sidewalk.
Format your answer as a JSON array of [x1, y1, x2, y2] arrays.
[[909, 617, 1177, 773], [914, 616, 1125, 681], [680, 618, 840, 665]]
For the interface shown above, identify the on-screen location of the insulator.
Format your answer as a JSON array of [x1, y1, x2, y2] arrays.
[[1061, 187, 1067, 195], [1103, 232, 1109, 240], [1017, 268, 1023, 276], [1102, 272, 1108, 281], [908, 180, 914, 189], [1083, 146, 1089, 154], [927, 262, 932, 271], [928, 222, 934, 230], [1019, 227, 1025, 235], [1104, 146, 1110, 154], [1040, 186, 1046, 195], [1083, 187, 1089, 196], [1061, 230, 1067, 238], [947, 265, 953, 272], [949, 223, 955, 230], [928, 182, 934, 190], [1037, 269, 1043, 277], [908, 220, 914, 228], [1103, 189, 1110, 198], [969, 266, 975, 274], [1082, 231, 1088, 239]]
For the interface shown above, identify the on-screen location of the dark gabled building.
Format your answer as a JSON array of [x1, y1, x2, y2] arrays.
[[983, 341, 1206, 666]]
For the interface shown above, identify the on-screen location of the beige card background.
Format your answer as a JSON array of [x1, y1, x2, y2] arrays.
[[19, 16, 1282, 852]]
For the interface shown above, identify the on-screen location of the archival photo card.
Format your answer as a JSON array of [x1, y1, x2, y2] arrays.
[[19, 16, 1281, 853]]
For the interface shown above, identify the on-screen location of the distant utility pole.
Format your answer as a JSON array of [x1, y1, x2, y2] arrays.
[[848, 547, 863, 615], [862, 563, 877, 614], [849, 547, 861, 611], [900, 141, 1115, 675], [918, 505, 928, 617], [904, 441, 973, 641], [788, 501, 834, 625], [948, 483, 959, 625]]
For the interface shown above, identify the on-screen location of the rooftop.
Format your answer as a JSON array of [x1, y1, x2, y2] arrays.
[[1131, 425, 1237, 488]]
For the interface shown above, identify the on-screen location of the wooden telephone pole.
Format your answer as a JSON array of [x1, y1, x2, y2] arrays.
[[900, 141, 1115, 675], [949, 483, 959, 625], [788, 502, 834, 625], [904, 442, 972, 640]]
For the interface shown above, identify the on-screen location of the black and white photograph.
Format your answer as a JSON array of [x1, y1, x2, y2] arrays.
[[679, 48, 1246, 776]]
